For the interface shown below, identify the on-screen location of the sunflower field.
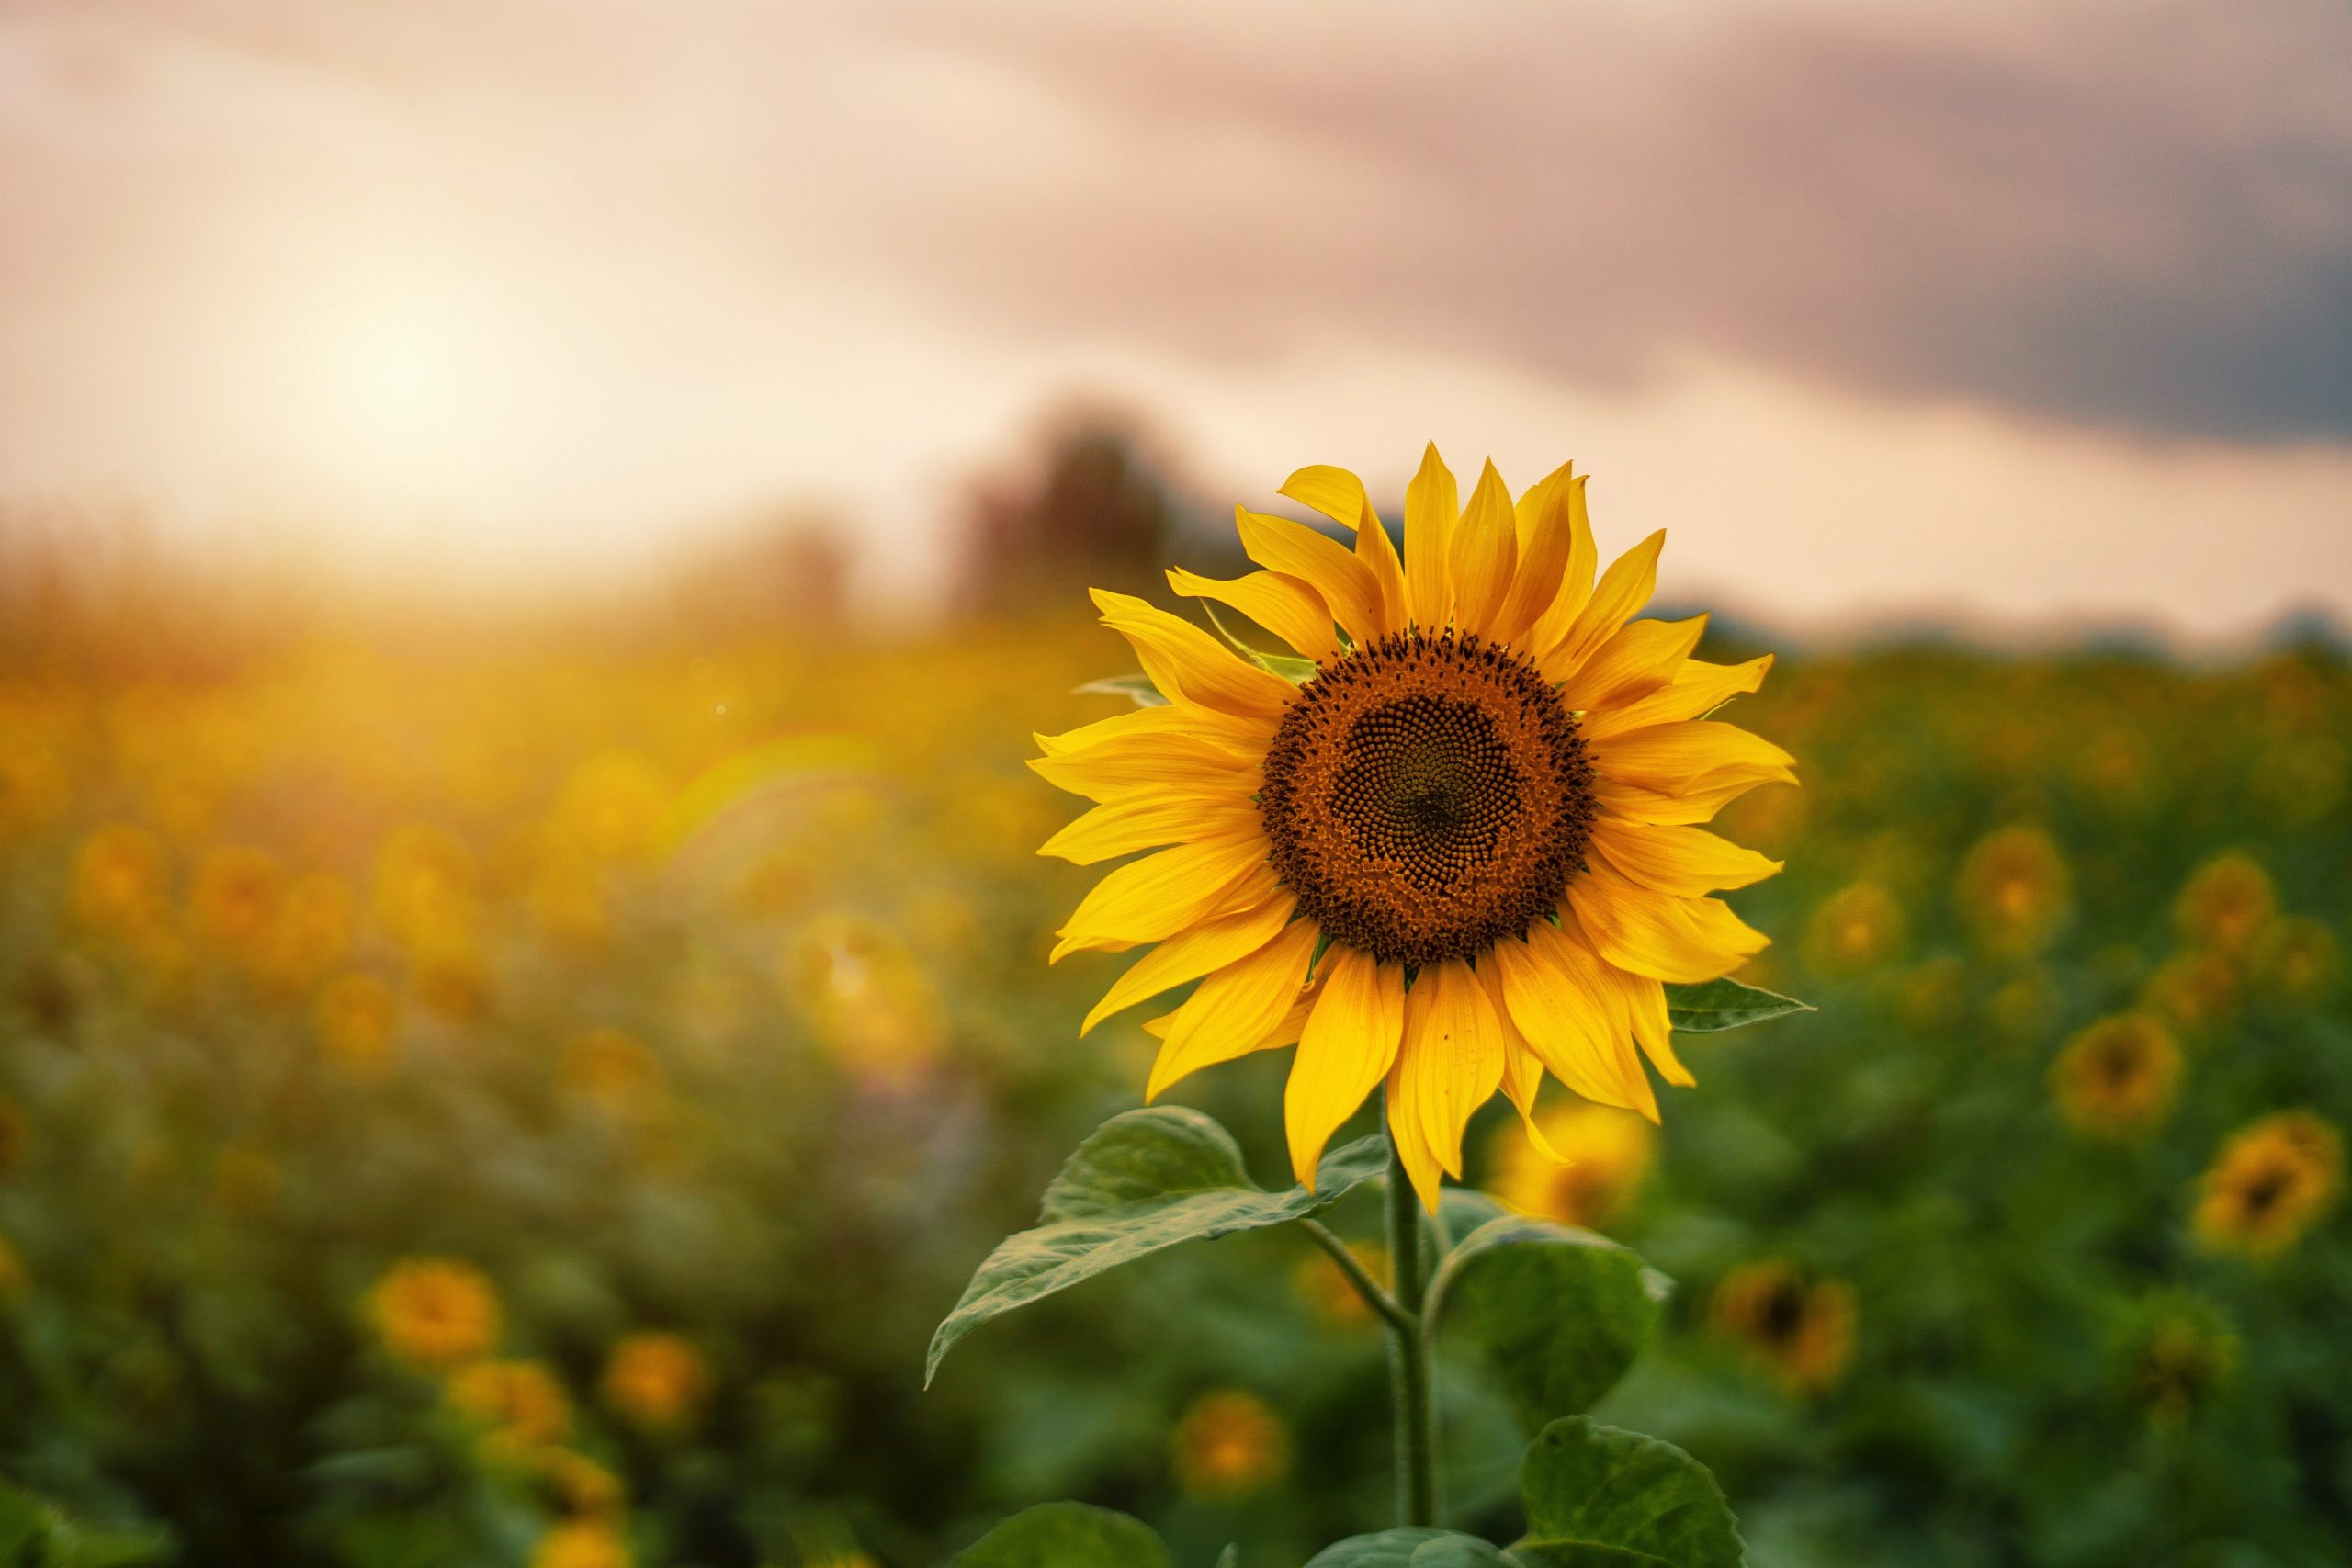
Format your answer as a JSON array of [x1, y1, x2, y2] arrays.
[[0, 609, 2347, 1568]]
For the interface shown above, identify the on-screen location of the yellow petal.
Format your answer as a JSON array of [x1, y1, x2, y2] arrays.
[[1480, 962, 1567, 1158], [1589, 820, 1782, 897], [1285, 947, 1405, 1188], [1403, 444, 1458, 632], [1490, 921, 1656, 1118], [1565, 867, 1769, 985], [1589, 720, 1798, 796], [1035, 701, 1273, 760], [1039, 788, 1261, 865], [1537, 530, 1664, 682], [1385, 1053, 1446, 1213], [1607, 966, 1696, 1088], [1051, 835, 1272, 961], [1581, 654, 1773, 741], [1398, 959, 1505, 1180], [1558, 615, 1708, 716], [1591, 773, 1788, 827], [1488, 462, 1576, 649], [1521, 474, 1600, 657], [1081, 891, 1298, 1034], [1279, 465, 1408, 637], [1146, 918, 1318, 1100], [1168, 566, 1339, 664], [1028, 733, 1260, 805], [1448, 458, 1518, 637], [1091, 589, 1297, 720], [1233, 508, 1385, 646]]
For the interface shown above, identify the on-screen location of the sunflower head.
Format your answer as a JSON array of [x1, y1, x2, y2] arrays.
[[368, 1257, 503, 1370], [2049, 1013, 2181, 1140], [1955, 825, 2071, 956], [1170, 1388, 1291, 1499], [1711, 1259, 1857, 1396], [446, 1358, 574, 1455], [2194, 1110, 2343, 1258], [1035, 448, 1792, 1210], [1489, 1099, 1656, 1229], [2113, 1293, 2237, 1427], [601, 1331, 710, 1431]]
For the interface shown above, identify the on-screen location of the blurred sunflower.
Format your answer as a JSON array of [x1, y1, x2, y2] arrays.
[[2193, 1111, 2342, 1258], [368, 1258, 503, 1369], [2114, 1294, 2236, 1428], [600, 1331, 709, 1431], [2048, 1013, 2181, 1140], [537, 1449, 627, 1520], [447, 1359, 574, 1455], [1488, 1099, 1655, 1228], [2175, 852, 2276, 957], [531, 1519, 632, 1568], [314, 971, 400, 1071], [1036, 450, 1791, 1207], [1170, 1388, 1291, 1499], [1711, 1258, 1856, 1396], [1954, 825, 2071, 955]]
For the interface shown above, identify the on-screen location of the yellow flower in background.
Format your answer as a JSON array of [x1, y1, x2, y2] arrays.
[[2193, 1111, 2342, 1258], [187, 843, 288, 956], [2175, 852, 2276, 957], [315, 972, 400, 1070], [369, 1258, 503, 1369], [786, 916, 944, 1084], [2255, 916, 2339, 1004], [1803, 882, 1905, 976], [551, 750, 670, 863], [2141, 949, 2238, 1037], [1954, 825, 2071, 955], [530, 843, 612, 949], [71, 822, 171, 939], [537, 1449, 627, 1518], [1489, 1100, 1656, 1229], [0, 744, 67, 842], [560, 1028, 662, 1115], [1036, 451, 1791, 1208], [601, 1332, 710, 1431], [1170, 1389, 1291, 1499], [2049, 1014, 2181, 1140], [1293, 1241, 1388, 1329], [447, 1359, 574, 1453], [1712, 1259, 1856, 1396], [250, 873, 355, 991], [2120, 1300, 2237, 1427], [532, 1519, 632, 1568], [373, 823, 481, 954]]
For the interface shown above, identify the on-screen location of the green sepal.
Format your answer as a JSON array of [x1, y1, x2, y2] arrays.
[[1428, 1216, 1667, 1431], [925, 1108, 1387, 1383], [1661, 976, 1811, 1033], [1514, 1417, 1745, 1568], [1073, 674, 1169, 707], [951, 1502, 1170, 1567], [1200, 603, 1320, 683]]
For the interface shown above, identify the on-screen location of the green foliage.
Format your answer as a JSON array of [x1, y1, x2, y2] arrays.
[[1429, 1218, 1666, 1432], [0, 1482, 169, 1568], [1306, 1528, 1521, 1566], [926, 1109, 1387, 1383], [1659, 977, 1811, 1033], [1514, 1419, 1745, 1568], [952, 1501, 1170, 1567]]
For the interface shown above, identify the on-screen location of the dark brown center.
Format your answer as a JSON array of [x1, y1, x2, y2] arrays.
[[1258, 632, 1594, 968]]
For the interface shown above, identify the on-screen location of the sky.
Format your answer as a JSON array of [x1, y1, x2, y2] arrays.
[[2, 0, 2348, 635]]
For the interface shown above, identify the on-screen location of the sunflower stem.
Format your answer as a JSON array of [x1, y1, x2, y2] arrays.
[[1382, 1126, 1441, 1528], [1298, 1218, 1412, 1335]]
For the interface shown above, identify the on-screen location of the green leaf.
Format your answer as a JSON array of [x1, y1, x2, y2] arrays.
[[926, 1108, 1387, 1383], [1305, 1529, 1519, 1567], [1215, 1549, 1239, 1568], [1661, 977, 1811, 1033], [1199, 604, 1320, 683], [1427, 1217, 1665, 1430], [1515, 1418, 1745, 1568], [952, 1502, 1170, 1567], [1074, 674, 1169, 707]]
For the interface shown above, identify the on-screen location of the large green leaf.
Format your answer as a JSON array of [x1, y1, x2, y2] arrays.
[[1427, 1217, 1665, 1431], [1661, 977, 1810, 1033], [952, 1502, 1170, 1567], [926, 1108, 1387, 1383], [1514, 1418, 1745, 1568], [1305, 1529, 1520, 1567]]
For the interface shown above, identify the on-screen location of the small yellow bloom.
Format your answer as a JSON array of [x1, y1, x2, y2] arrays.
[[786, 916, 944, 1084], [537, 1449, 627, 1519], [1954, 826, 2070, 955], [368, 1258, 502, 1370], [601, 1332, 709, 1431], [2140, 950, 2238, 1037], [315, 972, 400, 1071], [2255, 916, 2339, 1005], [1170, 1389, 1290, 1500], [1712, 1259, 1856, 1396], [71, 822, 171, 940], [447, 1359, 573, 1453], [561, 1029, 662, 1116], [373, 824, 481, 955], [1489, 1100, 1655, 1229], [2193, 1111, 2342, 1258], [550, 750, 669, 863], [2048, 1014, 2181, 1140], [2175, 852, 2276, 957], [1803, 883, 1905, 976], [531, 1519, 632, 1568], [249, 873, 356, 991]]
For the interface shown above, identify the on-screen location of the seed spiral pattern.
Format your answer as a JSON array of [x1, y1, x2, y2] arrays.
[[1259, 632, 1595, 967]]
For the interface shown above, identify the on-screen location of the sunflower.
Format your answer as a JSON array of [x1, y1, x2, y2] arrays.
[[1036, 448, 1792, 1208], [2192, 1110, 2342, 1258], [2048, 1013, 2181, 1140], [368, 1257, 503, 1369], [1711, 1258, 1857, 1396]]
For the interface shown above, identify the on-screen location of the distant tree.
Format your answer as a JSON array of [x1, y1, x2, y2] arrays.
[[956, 412, 1185, 614]]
